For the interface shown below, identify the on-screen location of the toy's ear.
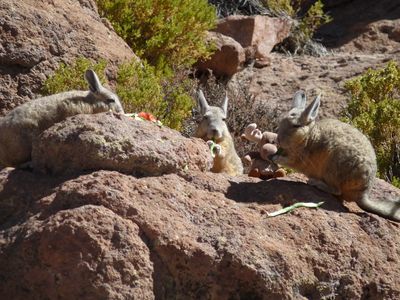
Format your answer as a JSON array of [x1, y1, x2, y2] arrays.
[[299, 94, 321, 125], [221, 92, 228, 117], [85, 69, 102, 93], [292, 90, 307, 110], [197, 89, 210, 115], [244, 123, 257, 137], [247, 123, 257, 131]]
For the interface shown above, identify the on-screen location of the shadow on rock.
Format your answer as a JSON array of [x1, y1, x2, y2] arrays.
[[226, 177, 349, 213], [0, 168, 75, 230]]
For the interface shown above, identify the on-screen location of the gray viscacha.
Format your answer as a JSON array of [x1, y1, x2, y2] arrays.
[[194, 90, 243, 176], [273, 90, 400, 222], [0, 70, 124, 167]]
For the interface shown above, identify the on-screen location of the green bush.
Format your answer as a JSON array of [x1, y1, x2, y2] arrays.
[[297, 1, 332, 42], [42, 57, 195, 131], [263, 0, 332, 55], [96, 0, 216, 69], [42, 57, 107, 94], [116, 60, 165, 117], [343, 61, 400, 188], [116, 60, 195, 130], [265, 0, 296, 17], [93, 0, 214, 128]]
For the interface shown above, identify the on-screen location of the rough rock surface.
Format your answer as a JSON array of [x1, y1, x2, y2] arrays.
[[0, 0, 137, 116], [215, 15, 292, 67], [196, 32, 246, 77], [0, 168, 399, 299], [32, 112, 212, 176], [229, 51, 399, 131], [317, 0, 400, 53], [1, 0, 400, 299], [224, 0, 400, 131]]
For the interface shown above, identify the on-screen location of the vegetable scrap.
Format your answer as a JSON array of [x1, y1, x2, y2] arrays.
[[207, 139, 218, 158], [125, 112, 163, 127], [267, 201, 324, 217]]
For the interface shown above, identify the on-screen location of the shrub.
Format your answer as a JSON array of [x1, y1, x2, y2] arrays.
[[297, 0, 331, 42], [94, 0, 214, 128], [262, 0, 332, 55], [204, 0, 332, 56], [96, 0, 217, 69], [117, 60, 195, 130], [42, 57, 196, 130], [208, 0, 268, 17], [159, 68, 197, 130], [265, 0, 296, 17], [343, 61, 400, 187], [42, 57, 107, 94], [116, 60, 165, 118]]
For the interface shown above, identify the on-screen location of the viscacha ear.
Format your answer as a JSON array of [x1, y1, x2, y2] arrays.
[[85, 69, 102, 93], [221, 92, 228, 117], [292, 90, 307, 110], [299, 94, 321, 125], [197, 89, 210, 115]]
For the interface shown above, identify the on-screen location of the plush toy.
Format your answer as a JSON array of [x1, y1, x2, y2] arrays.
[[241, 123, 286, 179]]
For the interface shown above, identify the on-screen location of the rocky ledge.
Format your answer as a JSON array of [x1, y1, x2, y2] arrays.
[[0, 113, 399, 299]]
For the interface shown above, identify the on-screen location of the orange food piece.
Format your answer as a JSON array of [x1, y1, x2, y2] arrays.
[[138, 111, 157, 122]]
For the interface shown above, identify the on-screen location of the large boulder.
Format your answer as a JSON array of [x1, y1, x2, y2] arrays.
[[316, 0, 400, 52], [215, 15, 292, 67], [0, 0, 137, 115], [0, 168, 399, 299], [0, 203, 154, 299], [228, 50, 399, 134], [31, 112, 212, 176], [196, 32, 246, 77]]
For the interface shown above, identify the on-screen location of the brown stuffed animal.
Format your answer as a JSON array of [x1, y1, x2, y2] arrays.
[[241, 123, 286, 179]]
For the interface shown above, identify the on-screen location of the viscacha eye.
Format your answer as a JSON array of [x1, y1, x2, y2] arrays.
[[106, 98, 115, 104]]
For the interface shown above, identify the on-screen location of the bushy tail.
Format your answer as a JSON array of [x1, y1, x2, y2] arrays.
[[357, 195, 400, 222]]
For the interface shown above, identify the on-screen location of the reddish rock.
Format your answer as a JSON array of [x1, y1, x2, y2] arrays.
[[316, 0, 400, 53], [196, 32, 246, 77], [228, 50, 400, 138], [345, 19, 400, 53], [0, 0, 137, 116], [0, 0, 400, 298], [215, 15, 292, 67], [31, 112, 212, 176], [0, 189, 154, 299], [0, 168, 399, 299]]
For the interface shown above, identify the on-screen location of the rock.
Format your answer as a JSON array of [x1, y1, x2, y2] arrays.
[[316, 0, 400, 53], [31, 112, 212, 176], [0, 0, 137, 116], [228, 50, 400, 137], [0, 168, 399, 299], [215, 15, 292, 67], [0, 204, 154, 299], [196, 32, 246, 77], [0, 170, 154, 300], [335, 19, 400, 53]]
